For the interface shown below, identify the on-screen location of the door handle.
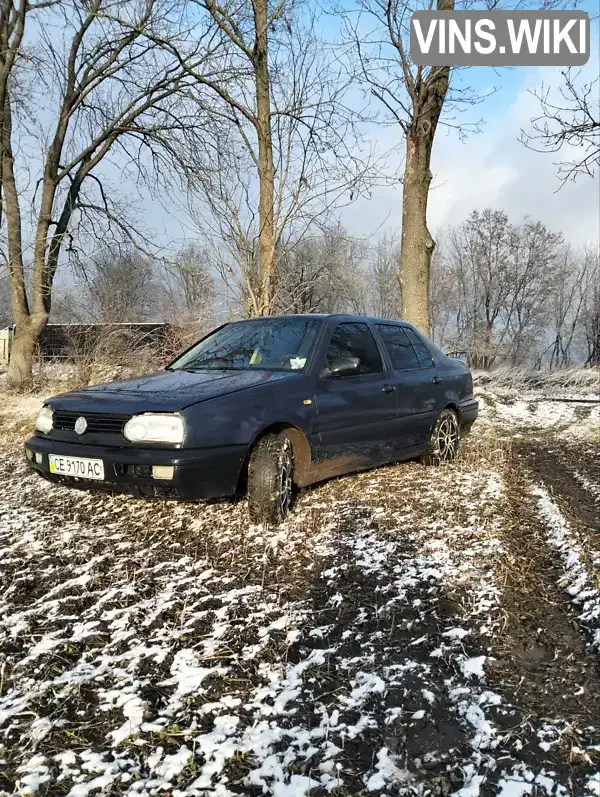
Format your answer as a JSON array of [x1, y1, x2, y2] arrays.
[[382, 384, 396, 393], [432, 375, 441, 384]]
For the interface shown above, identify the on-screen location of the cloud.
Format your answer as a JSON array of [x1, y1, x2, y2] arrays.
[[342, 64, 599, 246]]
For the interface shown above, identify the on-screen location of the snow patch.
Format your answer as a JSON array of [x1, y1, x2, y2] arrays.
[[533, 485, 600, 651]]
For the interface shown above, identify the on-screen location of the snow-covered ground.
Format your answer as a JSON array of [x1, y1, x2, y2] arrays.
[[475, 388, 600, 441], [0, 384, 599, 796]]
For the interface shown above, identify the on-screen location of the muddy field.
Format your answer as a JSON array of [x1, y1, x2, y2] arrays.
[[0, 384, 598, 796]]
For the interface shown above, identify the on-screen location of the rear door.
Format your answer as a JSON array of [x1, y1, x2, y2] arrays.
[[313, 322, 400, 476], [376, 324, 438, 447], [403, 326, 444, 427]]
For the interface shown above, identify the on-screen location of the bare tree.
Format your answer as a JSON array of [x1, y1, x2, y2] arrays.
[[445, 209, 513, 367], [343, 0, 572, 335], [442, 209, 562, 367], [366, 231, 402, 319], [342, 0, 473, 335], [182, 0, 281, 317], [83, 248, 160, 323], [543, 246, 591, 368], [1, 0, 220, 388], [160, 243, 215, 325], [521, 69, 600, 184], [581, 247, 600, 366], [167, 1, 370, 317], [502, 221, 562, 364], [277, 225, 368, 315]]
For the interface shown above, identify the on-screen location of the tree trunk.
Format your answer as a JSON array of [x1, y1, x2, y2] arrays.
[[2, 88, 47, 389], [399, 129, 435, 335], [6, 315, 46, 389], [398, 0, 451, 336], [253, 0, 276, 316]]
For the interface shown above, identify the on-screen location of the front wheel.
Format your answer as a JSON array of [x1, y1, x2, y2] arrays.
[[421, 409, 460, 466], [247, 432, 294, 524]]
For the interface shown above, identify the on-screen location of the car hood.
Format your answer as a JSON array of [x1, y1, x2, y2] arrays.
[[48, 369, 300, 414]]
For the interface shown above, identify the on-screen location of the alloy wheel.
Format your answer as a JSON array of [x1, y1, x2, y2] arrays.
[[277, 441, 293, 517], [436, 415, 459, 462]]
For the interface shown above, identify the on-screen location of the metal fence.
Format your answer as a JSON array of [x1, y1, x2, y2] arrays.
[[0, 326, 14, 365], [0, 323, 168, 364]]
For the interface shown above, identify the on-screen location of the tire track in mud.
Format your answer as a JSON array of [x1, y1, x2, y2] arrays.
[[461, 437, 600, 788], [282, 456, 600, 791], [515, 442, 600, 537], [516, 441, 600, 604], [491, 439, 600, 713], [494, 462, 600, 716]]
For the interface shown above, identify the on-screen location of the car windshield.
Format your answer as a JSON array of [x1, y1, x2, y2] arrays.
[[168, 317, 322, 372]]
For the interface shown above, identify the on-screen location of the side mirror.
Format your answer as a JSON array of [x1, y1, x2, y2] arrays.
[[320, 356, 360, 379]]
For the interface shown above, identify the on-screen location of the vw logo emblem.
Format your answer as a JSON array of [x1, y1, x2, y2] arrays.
[[74, 416, 87, 435]]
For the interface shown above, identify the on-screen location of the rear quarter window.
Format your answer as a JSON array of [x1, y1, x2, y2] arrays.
[[404, 328, 435, 369]]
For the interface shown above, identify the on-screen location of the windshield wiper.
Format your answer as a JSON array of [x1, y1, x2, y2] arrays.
[[187, 366, 238, 371], [170, 356, 238, 372]]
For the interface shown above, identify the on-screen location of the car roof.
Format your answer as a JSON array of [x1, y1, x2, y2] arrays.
[[230, 313, 418, 327], [230, 314, 450, 360]]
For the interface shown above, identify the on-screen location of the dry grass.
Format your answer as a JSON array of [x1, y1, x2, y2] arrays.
[[458, 426, 512, 468], [1, 349, 161, 401], [473, 366, 600, 394]]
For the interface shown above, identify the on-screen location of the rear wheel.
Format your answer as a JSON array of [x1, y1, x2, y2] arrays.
[[421, 409, 460, 465], [247, 432, 294, 524]]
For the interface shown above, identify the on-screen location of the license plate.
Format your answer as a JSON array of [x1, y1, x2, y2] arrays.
[[48, 454, 104, 481]]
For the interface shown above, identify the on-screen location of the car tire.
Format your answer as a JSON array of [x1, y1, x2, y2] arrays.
[[247, 432, 294, 524], [421, 408, 460, 466]]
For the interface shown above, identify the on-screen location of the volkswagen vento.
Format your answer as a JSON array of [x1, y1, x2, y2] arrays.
[[25, 315, 478, 523]]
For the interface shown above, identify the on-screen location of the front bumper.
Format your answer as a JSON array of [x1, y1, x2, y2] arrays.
[[24, 436, 248, 500], [458, 398, 479, 435]]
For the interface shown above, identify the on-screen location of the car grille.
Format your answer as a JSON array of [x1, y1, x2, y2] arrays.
[[53, 410, 131, 435]]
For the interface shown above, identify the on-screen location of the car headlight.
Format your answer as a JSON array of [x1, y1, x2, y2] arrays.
[[123, 413, 185, 444], [35, 405, 53, 434]]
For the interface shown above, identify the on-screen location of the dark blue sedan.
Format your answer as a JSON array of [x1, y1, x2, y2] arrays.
[[25, 315, 478, 523]]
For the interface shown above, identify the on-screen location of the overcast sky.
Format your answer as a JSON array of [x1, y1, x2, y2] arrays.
[[340, 2, 600, 247], [343, 61, 599, 247]]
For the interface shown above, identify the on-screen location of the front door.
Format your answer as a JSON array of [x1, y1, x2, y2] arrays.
[[312, 322, 399, 478]]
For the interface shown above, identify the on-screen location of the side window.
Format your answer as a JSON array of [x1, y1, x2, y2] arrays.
[[404, 328, 435, 369], [377, 325, 419, 370], [325, 323, 383, 376]]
